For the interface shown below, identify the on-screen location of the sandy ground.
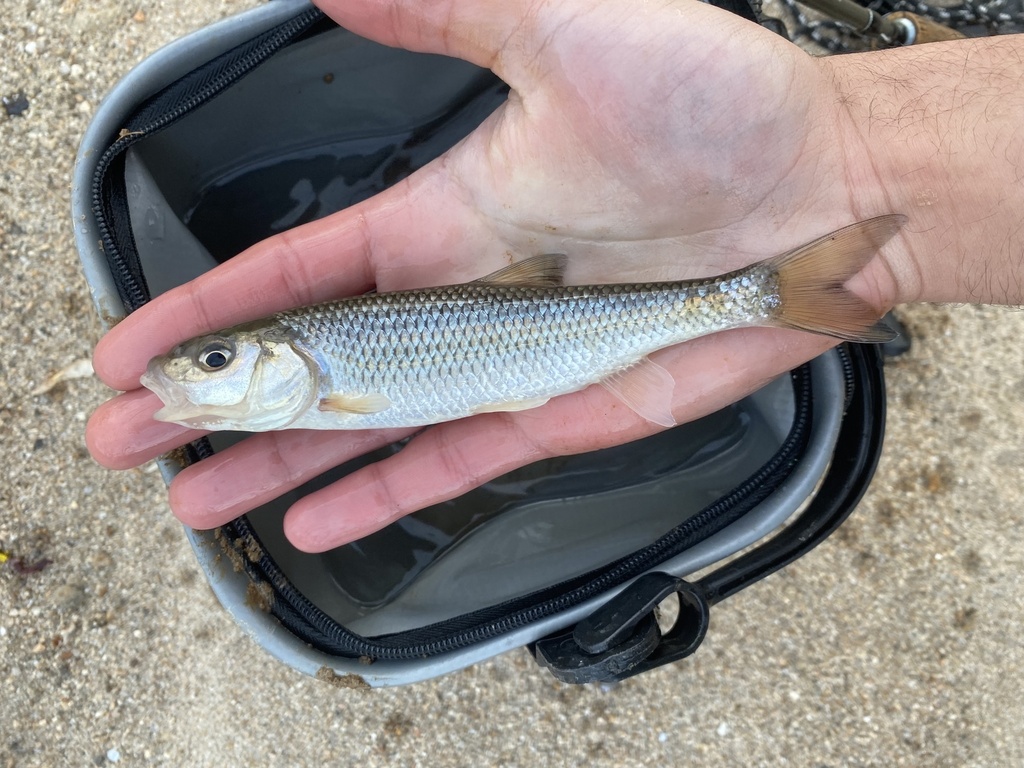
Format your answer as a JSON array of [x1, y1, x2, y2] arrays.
[[2, 1, 1023, 765]]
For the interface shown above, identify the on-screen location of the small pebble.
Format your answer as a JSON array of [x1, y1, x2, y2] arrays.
[[106, 748, 120, 763], [2, 92, 30, 117], [50, 583, 87, 611]]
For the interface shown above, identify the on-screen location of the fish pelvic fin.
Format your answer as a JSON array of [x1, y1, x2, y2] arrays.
[[473, 254, 567, 287], [318, 392, 391, 414], [770, 214, 906, 343], [471, 396, 550, 415]]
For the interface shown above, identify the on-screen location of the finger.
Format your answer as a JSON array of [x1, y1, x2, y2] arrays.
[[167, 427, 415, 530], [86, 389, 206, 470], [92, 164, 496, 392], [282, 327, 836, 553]]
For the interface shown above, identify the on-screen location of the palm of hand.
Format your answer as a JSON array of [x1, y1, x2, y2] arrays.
[[380, 4, 849, 288], [88, 0, 880, 552]]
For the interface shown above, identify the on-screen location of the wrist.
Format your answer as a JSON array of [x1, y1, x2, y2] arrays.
[[822, 38, 1024, 306]]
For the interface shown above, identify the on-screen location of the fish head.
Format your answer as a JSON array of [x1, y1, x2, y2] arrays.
[[140, 325, 319, 431]]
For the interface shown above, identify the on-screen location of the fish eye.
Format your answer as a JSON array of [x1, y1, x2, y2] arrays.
[[197, 341, 234, 372]]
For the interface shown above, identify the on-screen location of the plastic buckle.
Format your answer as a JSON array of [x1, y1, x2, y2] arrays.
[[533, 572, 710, 684]]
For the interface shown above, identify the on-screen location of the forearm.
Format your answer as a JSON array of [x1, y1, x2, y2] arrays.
[[824, 36, 1024, 306]]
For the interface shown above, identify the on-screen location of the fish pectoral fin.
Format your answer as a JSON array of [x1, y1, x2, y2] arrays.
[[471, 397, 550, 415], [318, 392, 391, 414], [599, 358, 677, 428], [472, 254, 567, 287]]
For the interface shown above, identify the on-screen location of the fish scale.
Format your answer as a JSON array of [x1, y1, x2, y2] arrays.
[[272, 275, 776, 430]]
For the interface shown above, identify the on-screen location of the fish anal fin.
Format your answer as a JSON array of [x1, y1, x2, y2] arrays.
[[318, 392, 391, 414], [473, 254, 567, 287], [471, 396, 550, 415], [600, 357, 677, 428], [771, 214, 905, 343]]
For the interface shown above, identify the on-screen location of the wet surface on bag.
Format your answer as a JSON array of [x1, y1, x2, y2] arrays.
[[134, 28, 508, 263], [182, 76, 507, 261]]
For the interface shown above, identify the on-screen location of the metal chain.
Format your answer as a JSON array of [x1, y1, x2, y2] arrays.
[[771, 0, 1024, 52]]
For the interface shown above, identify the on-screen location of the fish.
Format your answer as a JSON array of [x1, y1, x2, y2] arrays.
[[140, 214, 905, 432]]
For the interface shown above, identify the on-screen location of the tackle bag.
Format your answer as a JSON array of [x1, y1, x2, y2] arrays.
[[73, 0, 889, 686]]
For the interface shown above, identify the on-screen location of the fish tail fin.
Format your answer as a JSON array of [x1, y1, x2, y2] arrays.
[[770, 214, 907, 343]]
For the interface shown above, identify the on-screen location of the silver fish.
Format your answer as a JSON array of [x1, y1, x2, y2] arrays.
[[140, 215, 905, 432]]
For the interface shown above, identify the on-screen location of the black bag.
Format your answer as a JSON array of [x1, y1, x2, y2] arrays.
[[74, 0, 888, 686]]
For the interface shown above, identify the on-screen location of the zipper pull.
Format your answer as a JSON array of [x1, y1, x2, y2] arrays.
[[533, 572, 711, 684]]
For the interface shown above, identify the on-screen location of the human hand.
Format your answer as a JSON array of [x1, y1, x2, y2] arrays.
[[88, 0, 922, 552]]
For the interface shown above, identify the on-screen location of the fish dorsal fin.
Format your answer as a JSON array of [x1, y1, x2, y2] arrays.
[[599, 357, 678, 428], [318, 393, 391, 414], [472, 254, 567, 286]]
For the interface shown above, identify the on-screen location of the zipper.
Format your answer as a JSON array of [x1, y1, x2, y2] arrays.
[[227, 364, 813, 660], [91, 6, 327, 312], [696, 343, 884, 605]]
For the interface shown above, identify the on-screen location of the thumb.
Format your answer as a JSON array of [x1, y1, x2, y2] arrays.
[[313, 0, 551, 80]]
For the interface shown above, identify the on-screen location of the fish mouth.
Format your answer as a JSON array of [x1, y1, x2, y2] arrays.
[[140, 359, 230, 429]]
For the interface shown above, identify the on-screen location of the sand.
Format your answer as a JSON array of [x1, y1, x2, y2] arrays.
[[2, 1, 1022, 765]]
